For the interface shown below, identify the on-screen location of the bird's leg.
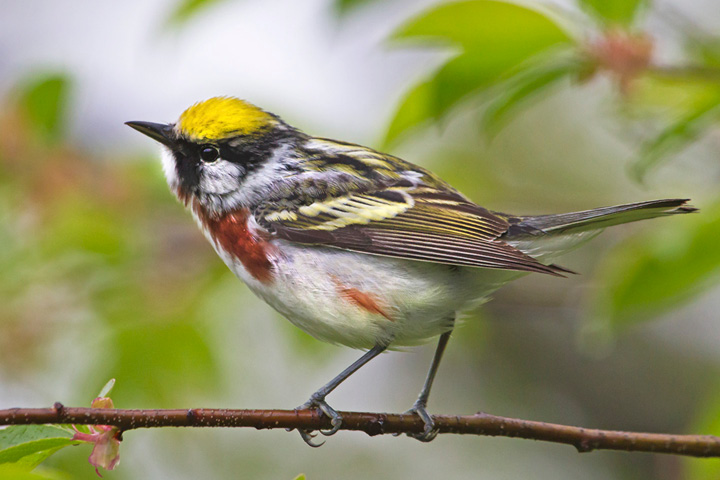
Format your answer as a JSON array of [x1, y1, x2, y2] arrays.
[[296, 343, 387, 446], [405, 329, 452, 442]]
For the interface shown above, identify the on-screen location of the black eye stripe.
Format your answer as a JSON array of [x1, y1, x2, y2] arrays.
[[173, 150, 200, 191], [200, 145, 220, 163]]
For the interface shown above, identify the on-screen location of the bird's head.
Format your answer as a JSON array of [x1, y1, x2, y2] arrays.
[[127, 96, 295, 213]]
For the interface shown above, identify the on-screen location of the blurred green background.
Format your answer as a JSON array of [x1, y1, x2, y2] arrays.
[[1, 0, 720, 478]]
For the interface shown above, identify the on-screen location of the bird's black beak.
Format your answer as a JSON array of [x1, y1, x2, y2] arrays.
[[125, 121, 176, 149]]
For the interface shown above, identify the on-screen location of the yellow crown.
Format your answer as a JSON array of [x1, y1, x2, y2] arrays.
[[177, 97, 274, 141]]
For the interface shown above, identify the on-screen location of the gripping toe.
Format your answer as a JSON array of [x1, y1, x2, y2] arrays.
[[295, 395, 344, 446], [405, 403, 439, 442]]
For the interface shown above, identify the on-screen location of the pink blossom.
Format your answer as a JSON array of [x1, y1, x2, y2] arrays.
[[72, 396, 121, 476], [585, 29, 654, 95]]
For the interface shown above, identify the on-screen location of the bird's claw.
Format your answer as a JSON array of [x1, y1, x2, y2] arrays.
[[295, 394, 343, 446], [297, 428, 325, 447], [403, 402, 438, 442]]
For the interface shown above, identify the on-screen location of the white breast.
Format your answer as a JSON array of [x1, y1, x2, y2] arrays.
[[223, 239, 518, 349]]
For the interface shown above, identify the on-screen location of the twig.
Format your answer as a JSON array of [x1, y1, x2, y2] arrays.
[[1, 404, 718, 457]]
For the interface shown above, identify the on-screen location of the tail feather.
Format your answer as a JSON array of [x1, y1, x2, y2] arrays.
[[506, 199, 697, 237]]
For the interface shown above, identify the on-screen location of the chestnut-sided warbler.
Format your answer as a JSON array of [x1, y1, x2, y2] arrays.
[[127, 97, 695, 445]]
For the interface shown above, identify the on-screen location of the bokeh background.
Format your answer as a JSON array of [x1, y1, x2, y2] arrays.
[[2, 0, 720, 478]]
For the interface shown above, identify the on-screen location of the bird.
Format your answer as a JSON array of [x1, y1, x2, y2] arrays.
[[126, 96, 696, 446]]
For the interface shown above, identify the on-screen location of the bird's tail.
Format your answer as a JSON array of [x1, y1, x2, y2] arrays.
[[505, 199, 697, 238], [501, 199, 696, 261]]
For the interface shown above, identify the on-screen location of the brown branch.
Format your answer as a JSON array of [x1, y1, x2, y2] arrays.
[[1, 404, 719, 457]]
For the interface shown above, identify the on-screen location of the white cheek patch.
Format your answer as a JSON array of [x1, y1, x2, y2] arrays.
[[160, 147, 179, 189], [228, 144, 295, 205], [172, 144, 295, 214], [199, 159, 246, 195]]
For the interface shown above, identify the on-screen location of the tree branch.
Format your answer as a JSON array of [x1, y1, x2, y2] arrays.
[[1, 404, 718, 457]]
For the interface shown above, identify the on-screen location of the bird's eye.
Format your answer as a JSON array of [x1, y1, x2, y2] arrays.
[[200, 145, 220, 163]]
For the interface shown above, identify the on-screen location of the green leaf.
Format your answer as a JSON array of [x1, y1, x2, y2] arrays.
[[96, 379, 116, 399], [578, 0, 647, 26], [166, 0, 229, 26], [385, 0, 573, 145], [383, 81, 434, 147], [19, 74, 70, 144], [332, 0, 379, 15], [481, 49, 580, 134], [430, 52, 497, 118], [392, 0, 572, 48], [695, 42, 720, 68], [632, 96, 720, 180], [0, 464, 59, 480], [592, 199, 720, 327], [0, 426, 72, 451], [632, 73, 720, 114], [0, 426, 76, 469]]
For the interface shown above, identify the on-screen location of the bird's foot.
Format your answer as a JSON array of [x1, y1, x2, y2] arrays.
[[294, 393, 343, 447], [403, 401, 438, 442]]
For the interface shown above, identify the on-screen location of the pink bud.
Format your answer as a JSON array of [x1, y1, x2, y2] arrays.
[[91, 397, 115, 409], [72, 383, 122, 476]]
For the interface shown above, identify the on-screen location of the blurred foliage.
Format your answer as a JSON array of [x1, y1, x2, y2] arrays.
[[629, 71, 720, 179], [332, 0, 380, 16], [385, 0, 720, 177], [578, 0, 647, 26], [0, 71, 229, 406], [17, 74, 70, 145], [166, 0, 230, 26], [384, 0, 574, 146], [381, 0, 720, 329], [685, 387, 720, 480], [634, 94, 720, 180], [694, 40, 720, 68], [0, 464, 60, 480], [159, 0, 720, 175], [480, 49, 581, 136], [592, 200, 720, 326]]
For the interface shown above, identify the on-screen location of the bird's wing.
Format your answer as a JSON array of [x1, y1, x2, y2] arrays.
[[256, 184, 569, 276]]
